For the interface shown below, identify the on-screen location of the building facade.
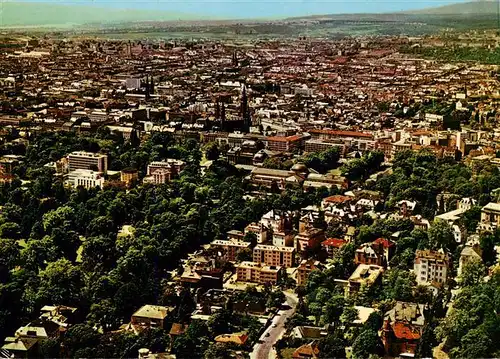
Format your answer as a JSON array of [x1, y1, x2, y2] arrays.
[[253, 244, 295, 268], [236, 261, 283, 285], [414, 249, 449, 285], [67, 151, 108, 173]]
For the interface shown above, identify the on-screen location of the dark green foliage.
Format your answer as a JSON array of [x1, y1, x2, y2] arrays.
[[351, 329, 384, 359], [436, 270, 500, 358], [342, 150, 385, 181]]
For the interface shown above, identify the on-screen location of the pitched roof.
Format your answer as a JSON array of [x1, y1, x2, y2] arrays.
[[292, 342, 320, 358], [391, 322, 422, 340], [321, 238, 347, 248], [323, 195, 352, 204], [169, 323, 188, 336], [373, 237, 395, 248], [214, 333, 249, 345], [132, 305, 171, 320]]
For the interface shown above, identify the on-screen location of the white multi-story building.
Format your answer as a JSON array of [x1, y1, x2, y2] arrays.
[[67, 151, 108, 174], [67, 169, 105, 189], [414, 249, 449, 285]]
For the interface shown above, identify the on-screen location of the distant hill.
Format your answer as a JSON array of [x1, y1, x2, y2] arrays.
[[403, 1, 497, 15], [0, 2, 196, 27], [286, 1, 497, 21]]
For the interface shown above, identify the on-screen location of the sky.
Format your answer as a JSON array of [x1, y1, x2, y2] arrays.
[[14, 0, 476, 19]]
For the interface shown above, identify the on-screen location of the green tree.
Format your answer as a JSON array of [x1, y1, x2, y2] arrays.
[[36, 258, 83, 307], [458, 259, 485, 287], [204, 142, 220, 161], [351, 329, 384, 359]]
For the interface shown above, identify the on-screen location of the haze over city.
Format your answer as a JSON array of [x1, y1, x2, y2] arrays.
[[7, 0, 477, 18]]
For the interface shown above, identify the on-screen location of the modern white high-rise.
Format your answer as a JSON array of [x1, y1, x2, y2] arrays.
[[67, 151, 108, 174]]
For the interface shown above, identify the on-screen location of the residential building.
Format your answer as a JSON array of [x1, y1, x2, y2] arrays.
[[381, 302, 426, 357], [479, 202, 500, 231], [321, 238, 348, 258], [414, 249, 449, 285], [457, 245, 482, 277], [266, 135, 302, 152], [272, 231, 294, 247], [297, 260, 323, 286], [210, 239, 251, 262], [260, 209, 293, 233], [180, 256, 224, 289], [67, 151, 108, 173], [245, 222, 270, 244], [304, 139, 345, 154], [247, 167, 303, 190], [295, 228, 325, 253], [130, 305, 172, 329], [292, 341, 320, 359], [253, 244, 295, 268], [1, 337, 39, 358], [236, 261, 283, 285], [347, 264, 384, 296], [372, 237, 396, 265], [214, 333, 249, 346], [354, 242, 384, 267]]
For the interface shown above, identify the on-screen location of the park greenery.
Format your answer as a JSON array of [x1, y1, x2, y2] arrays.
[[401, 45, 500, 65]]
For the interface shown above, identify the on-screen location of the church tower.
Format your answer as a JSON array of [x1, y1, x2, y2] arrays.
[[240, 84, 251, 133]]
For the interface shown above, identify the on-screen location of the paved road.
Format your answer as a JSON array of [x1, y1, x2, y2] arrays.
[[250, 292, 298, 359]]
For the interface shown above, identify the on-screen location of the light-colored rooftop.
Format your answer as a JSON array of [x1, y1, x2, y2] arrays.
[[132, 305, 172, 320]]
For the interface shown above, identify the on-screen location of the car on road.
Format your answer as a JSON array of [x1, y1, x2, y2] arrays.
[[265, 332, 270, 337], [272, 324, 278, 328]]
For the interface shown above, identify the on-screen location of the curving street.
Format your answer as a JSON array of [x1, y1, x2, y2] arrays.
[[250, 292, 298, 359]]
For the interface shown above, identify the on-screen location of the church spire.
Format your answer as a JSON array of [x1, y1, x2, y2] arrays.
[[240, 84, 250, 132], [145, 75, 150, 100]]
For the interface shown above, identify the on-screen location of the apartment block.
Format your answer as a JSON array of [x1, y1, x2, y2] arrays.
[[414, 249, 449, 285], [253, 244, 295, 268], [236, 261, 283, 285], [210, 239, 251, 262]]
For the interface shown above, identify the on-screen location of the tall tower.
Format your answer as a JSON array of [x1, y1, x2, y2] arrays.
[[240, 84, 251, 132], [215, 100, 221, 119], [221, 102, 226, 130], [145, 76, 150, 101], [232, 51, 238, 67]]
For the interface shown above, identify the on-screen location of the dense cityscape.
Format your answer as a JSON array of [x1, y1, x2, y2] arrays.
[[1, 18, 500, 359]]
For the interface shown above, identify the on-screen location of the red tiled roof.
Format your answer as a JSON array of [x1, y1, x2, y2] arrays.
[[373, 237, 395, 248], [323, 195, 352, 204], [392, 322, 421, 340], [309, 129, 373, 139], [322, 238, 347, 248]]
